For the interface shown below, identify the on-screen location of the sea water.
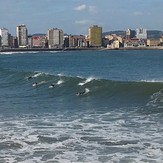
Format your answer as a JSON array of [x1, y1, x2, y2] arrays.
[[0, 50, 163, 163]]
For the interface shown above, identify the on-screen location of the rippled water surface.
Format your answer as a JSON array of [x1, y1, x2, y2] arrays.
[[0, 50, 163, 162]]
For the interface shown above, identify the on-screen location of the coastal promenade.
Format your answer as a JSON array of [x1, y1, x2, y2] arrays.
[[0, 46, 163, 53]]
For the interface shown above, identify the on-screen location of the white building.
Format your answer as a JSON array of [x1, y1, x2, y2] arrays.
[[47, 28, 64, 48], [16, 24, 28, 47], [136, 28, 147, 39], [124, 39, 146, 48], [112, 40, 120, 49], [0, 28, 9, 47]]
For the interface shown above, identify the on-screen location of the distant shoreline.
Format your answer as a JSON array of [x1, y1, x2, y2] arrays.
[[0, 47, 98, 52], [0, 46, 163, 53]]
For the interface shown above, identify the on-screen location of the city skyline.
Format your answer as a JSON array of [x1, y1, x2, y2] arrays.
[[0, 0, 163, 35]]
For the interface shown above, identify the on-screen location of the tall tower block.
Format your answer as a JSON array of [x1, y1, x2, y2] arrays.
[[16, 24, 28, 47], [89, 25, 102, 47]]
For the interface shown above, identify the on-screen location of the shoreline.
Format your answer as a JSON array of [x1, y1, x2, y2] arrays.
[[0, 46, 163, 53], [0, 47, 98, 52]]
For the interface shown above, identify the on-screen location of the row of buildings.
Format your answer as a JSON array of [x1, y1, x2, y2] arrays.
[[0, 24, 102, 49], [0, 24, 163, 49]]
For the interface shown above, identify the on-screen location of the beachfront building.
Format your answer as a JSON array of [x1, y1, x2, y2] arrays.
[[63, 35, 69, 47], [107, 40, 120, 49], [68, 35, 87, 48], [47, 28, 64, 48], [136, 28, 147, 39], [88, 25, 102, 47], [147, 39, 160, 47], [27, 35, 32, 48], [0, 28, 9, 47], [12, 37, 18, 48], [16, 24, 28, 48], [105, 34, 123, 48], [32, 35, 47, 48], [8, 33, 14, 48], [105, 34, 117, 42], [124, 39, 146, 48], [126, 29, 136, 40]]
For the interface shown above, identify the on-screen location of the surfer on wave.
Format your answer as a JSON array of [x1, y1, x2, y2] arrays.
[[49, 83, 55, 88], [76, 88, 90, 96], [27, 76, 33, 80], [32, 82, 38, 87]]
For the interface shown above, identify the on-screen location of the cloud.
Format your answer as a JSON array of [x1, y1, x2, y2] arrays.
[[74, 4, 97, 14], [133, 11, 151, 16], [75, 19, 90, 25], [74, 4, 87, 11]]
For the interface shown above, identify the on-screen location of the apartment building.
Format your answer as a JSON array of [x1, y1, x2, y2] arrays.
[[16, 24, 28, 47], [47, 28, 64, 48], [0, 28, 9, 47], [147, 39, 160, 46], [88, 25, 102, 47], [68, 35, 86, 48]]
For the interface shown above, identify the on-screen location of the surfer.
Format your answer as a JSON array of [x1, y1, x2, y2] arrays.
[[76, 88, 90, 96], [49, 83, 55, 88], [76, 89, 86, 96], [28, 76, 33, 80], [32, 82, 38, 87]]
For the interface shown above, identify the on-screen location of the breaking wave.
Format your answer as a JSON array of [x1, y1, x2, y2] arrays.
[[0, 68, 163, 162], [1, 68, 163, 110]]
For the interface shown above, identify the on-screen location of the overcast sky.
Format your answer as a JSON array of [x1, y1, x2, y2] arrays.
[[0, 0, 163, 35]]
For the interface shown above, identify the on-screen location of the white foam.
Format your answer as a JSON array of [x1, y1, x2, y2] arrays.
[[84, 88, 90, 94], [141, 79, 163, 83], [146, 90, 163, 107], [32, 81, 46, 87], [58, 73, 64, 77], [57, 79, 64, 85], [78, 77, 95, 86], [49, 51, 62, 53], [33, 72, 43, 78], [0, 110, 162, 162], [38, 81, 46, 85], [0, 52, 17, 55], [0, 51, 39, 55]]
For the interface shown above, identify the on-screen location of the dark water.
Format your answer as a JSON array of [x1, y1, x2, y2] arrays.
[[0, 50, 163, 162]]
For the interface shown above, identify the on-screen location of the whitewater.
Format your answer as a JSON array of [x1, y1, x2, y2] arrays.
[[0, 50, 163, 163]]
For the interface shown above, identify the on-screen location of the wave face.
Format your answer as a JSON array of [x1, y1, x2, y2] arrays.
[[0, 50, 163, 162], [0, 68, 163, 115]]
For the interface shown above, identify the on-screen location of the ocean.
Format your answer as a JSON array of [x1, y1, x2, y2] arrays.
[[0, 50, 163, 163]]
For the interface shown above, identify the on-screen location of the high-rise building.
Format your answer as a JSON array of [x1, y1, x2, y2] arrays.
[[16, 24, 28, 47], [0, 28, 9, 47], [13, 37, 18, 48], [136, 28, 147, 39], [88, 25, 102, 47], [8, 33, 14, 48], [47, 28, 64, 48]]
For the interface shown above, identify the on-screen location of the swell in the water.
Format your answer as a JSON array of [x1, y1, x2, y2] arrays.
[[1, 68, 163, 111]]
